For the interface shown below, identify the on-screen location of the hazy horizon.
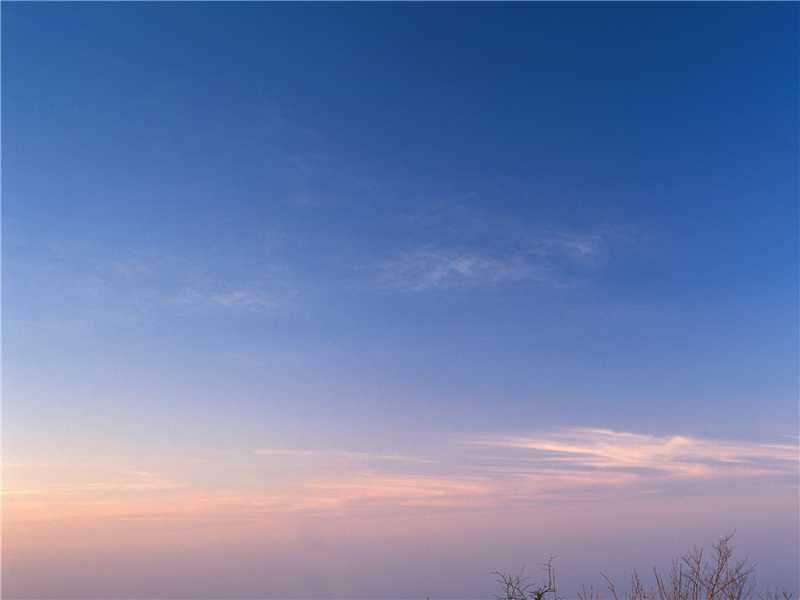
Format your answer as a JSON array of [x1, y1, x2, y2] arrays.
[[3, 2, 798, 599]]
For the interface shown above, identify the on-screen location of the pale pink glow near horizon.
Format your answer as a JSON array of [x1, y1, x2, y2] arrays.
[[4, 428, 797, 598]]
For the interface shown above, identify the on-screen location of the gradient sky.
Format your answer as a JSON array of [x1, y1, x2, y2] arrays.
[[2, 2, 798, 599]]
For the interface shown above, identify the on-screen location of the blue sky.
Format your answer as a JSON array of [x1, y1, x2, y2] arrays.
[[2, 3, 798, 599]]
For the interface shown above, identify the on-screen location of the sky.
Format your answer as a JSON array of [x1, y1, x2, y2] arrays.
[[2, 2, 798, 599]]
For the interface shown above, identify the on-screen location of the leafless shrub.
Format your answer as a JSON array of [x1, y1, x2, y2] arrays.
[[494, 556, 560, 600], [598, 533, 791, 600], [498, 535, 791, 600]]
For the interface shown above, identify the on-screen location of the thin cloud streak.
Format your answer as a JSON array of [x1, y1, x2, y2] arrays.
[[466, 428, 799, 480], [6, 235, 296, 328], [249, 447, 436, 464], [380, 248, 534, 292], [5, 428, 796, 527], [168, 287, 291, 315], [379, 228, 628, 292]]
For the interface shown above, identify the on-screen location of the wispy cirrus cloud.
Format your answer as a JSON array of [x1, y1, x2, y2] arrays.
[[167, 286, 292, 315], [5, 235, 296, 331], [109, 250, 297, 318], [379, 228, 624, 292], [276, 428, 799, 511], [465, 428, 799, 482], [249, 447, 435, 465], [6, 429, 796, 526], [379, 247, 532, 291]]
